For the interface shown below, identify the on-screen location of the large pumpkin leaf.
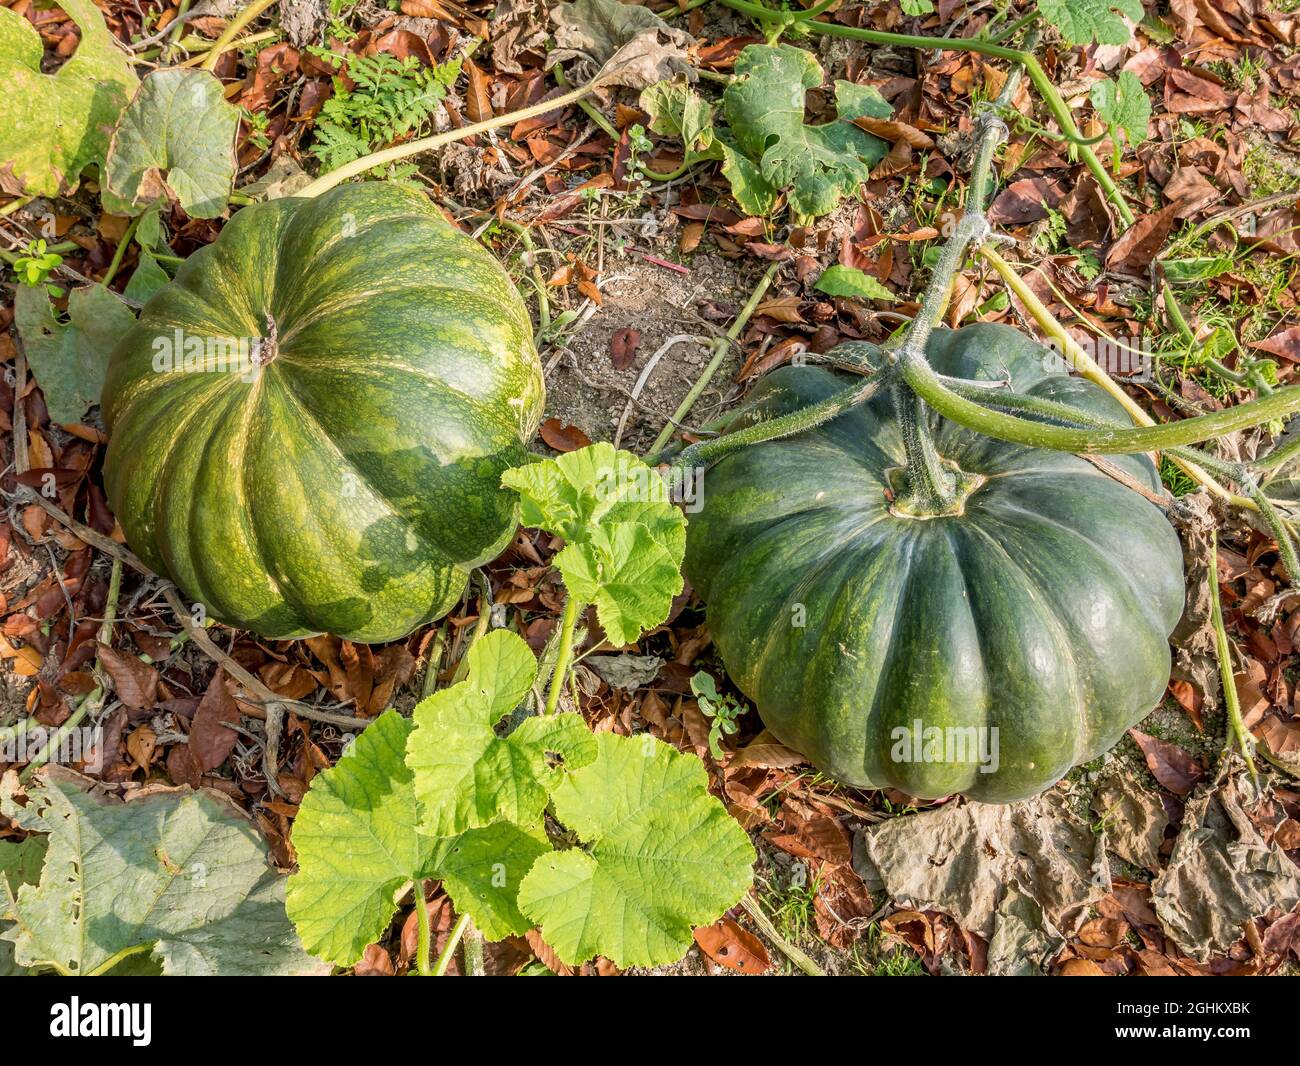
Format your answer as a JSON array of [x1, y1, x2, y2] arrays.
[[1037, 0, 1144, 45], [0, 0, 139, 196], [14, 284, 137, 426], [406, 629, 596, 834], [0, 773, 323, 975], [105, 68, 241, 218], [721, 44, 888, 219], [288, 710, 549, 964], [501, 444, 686, 645], [516, 733, 756, 968]]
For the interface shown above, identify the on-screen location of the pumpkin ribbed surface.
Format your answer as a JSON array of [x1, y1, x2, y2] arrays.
[[102, 182, 543, 642], [685, 324, 1185, 802]]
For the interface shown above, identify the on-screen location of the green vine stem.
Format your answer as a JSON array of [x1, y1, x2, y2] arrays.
[[656, 370, 891, 470], [899, 352, 1300, 454], [413, 882, 433, 976], [100, 213, 143, 289], [977, 244, 1247, 508], [84, 942, 155, 977], [544, 594, 582, 715], [648, 260, 780, 456], [432, 911, 471, 975], [892, 383, 958, 511], [1255, 429, 1300, 473], [1210, 530, 1259, 781], [929, 376, 1300, 578]]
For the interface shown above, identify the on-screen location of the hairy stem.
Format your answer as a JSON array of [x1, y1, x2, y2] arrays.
[[899, 352, 1300, 453], [544, 595, 582, 715], [1209, 531, 1258, 781], [432, 911, 471, 976], [413, 884, 433, 976], [659, 371, 890, 470]]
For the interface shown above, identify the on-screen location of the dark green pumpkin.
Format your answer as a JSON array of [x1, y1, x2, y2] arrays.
[[102, 182, 543, 642], [685, 323, 1185, 802]]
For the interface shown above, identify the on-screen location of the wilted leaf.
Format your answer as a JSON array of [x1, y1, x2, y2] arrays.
[[0, 0, 139, 196], [105, 68, 240, 219], [1129, 729, 1204, 795], [722, 45, 889, 218], [1, 772, 322, 975], [693, 917, 771, 973], [1152, 767, 1300, 961], [95, 642, 159, 711], [188, 669, 239, 774], [550, 0, 695, 90], [14, 286, 137, 426]]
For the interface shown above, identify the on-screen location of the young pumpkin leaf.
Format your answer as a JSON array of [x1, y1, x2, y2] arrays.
[[287, 710, 552, 964], [517, 733, 756, 968], [640, 78, 718, 155], [1090, 71, 1151, 162], [815, 264, 896, 302], [406, 628, 597, 835], [0, 773, 322, 976], [0, 0, 139, 197], [105, 68, 241, 219], [722, 44, 889, 219], [1038, 0, 1144, 45], [502, 444, 686, 646], [555, 522, 683, 647], [14, 285, 137, 426]]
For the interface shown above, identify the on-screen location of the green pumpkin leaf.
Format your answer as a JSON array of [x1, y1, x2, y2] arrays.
[[502, 444, 686, 644], [721, 44, 888, 219], [1038, 0, 1144, 45], [288, 710, 550, 963], [426, 821, 552, 942], [517, 733, 756, 968], [0, 774, 322, 976], [407, 629, 597, 834], [104, 68, 241, 219], [1089, 70, 1151, 152], [718, 138, 778, 217], [554, 522, 683, 647], [14, 284, 137, 426], [287, 710, 429, 965], [0, 0, 139, 197], [123, 251, 171, 303], [640, 77, 719, 157], [815, 264, 896, 302]]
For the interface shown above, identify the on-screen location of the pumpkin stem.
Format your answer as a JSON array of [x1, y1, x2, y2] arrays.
[[254, 314, 279, 366], [892, 384, 956, 512]]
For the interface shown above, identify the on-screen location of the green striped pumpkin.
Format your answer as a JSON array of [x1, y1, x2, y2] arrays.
[[102, 183, 543, 642], [685, 324, 1185, 802]]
